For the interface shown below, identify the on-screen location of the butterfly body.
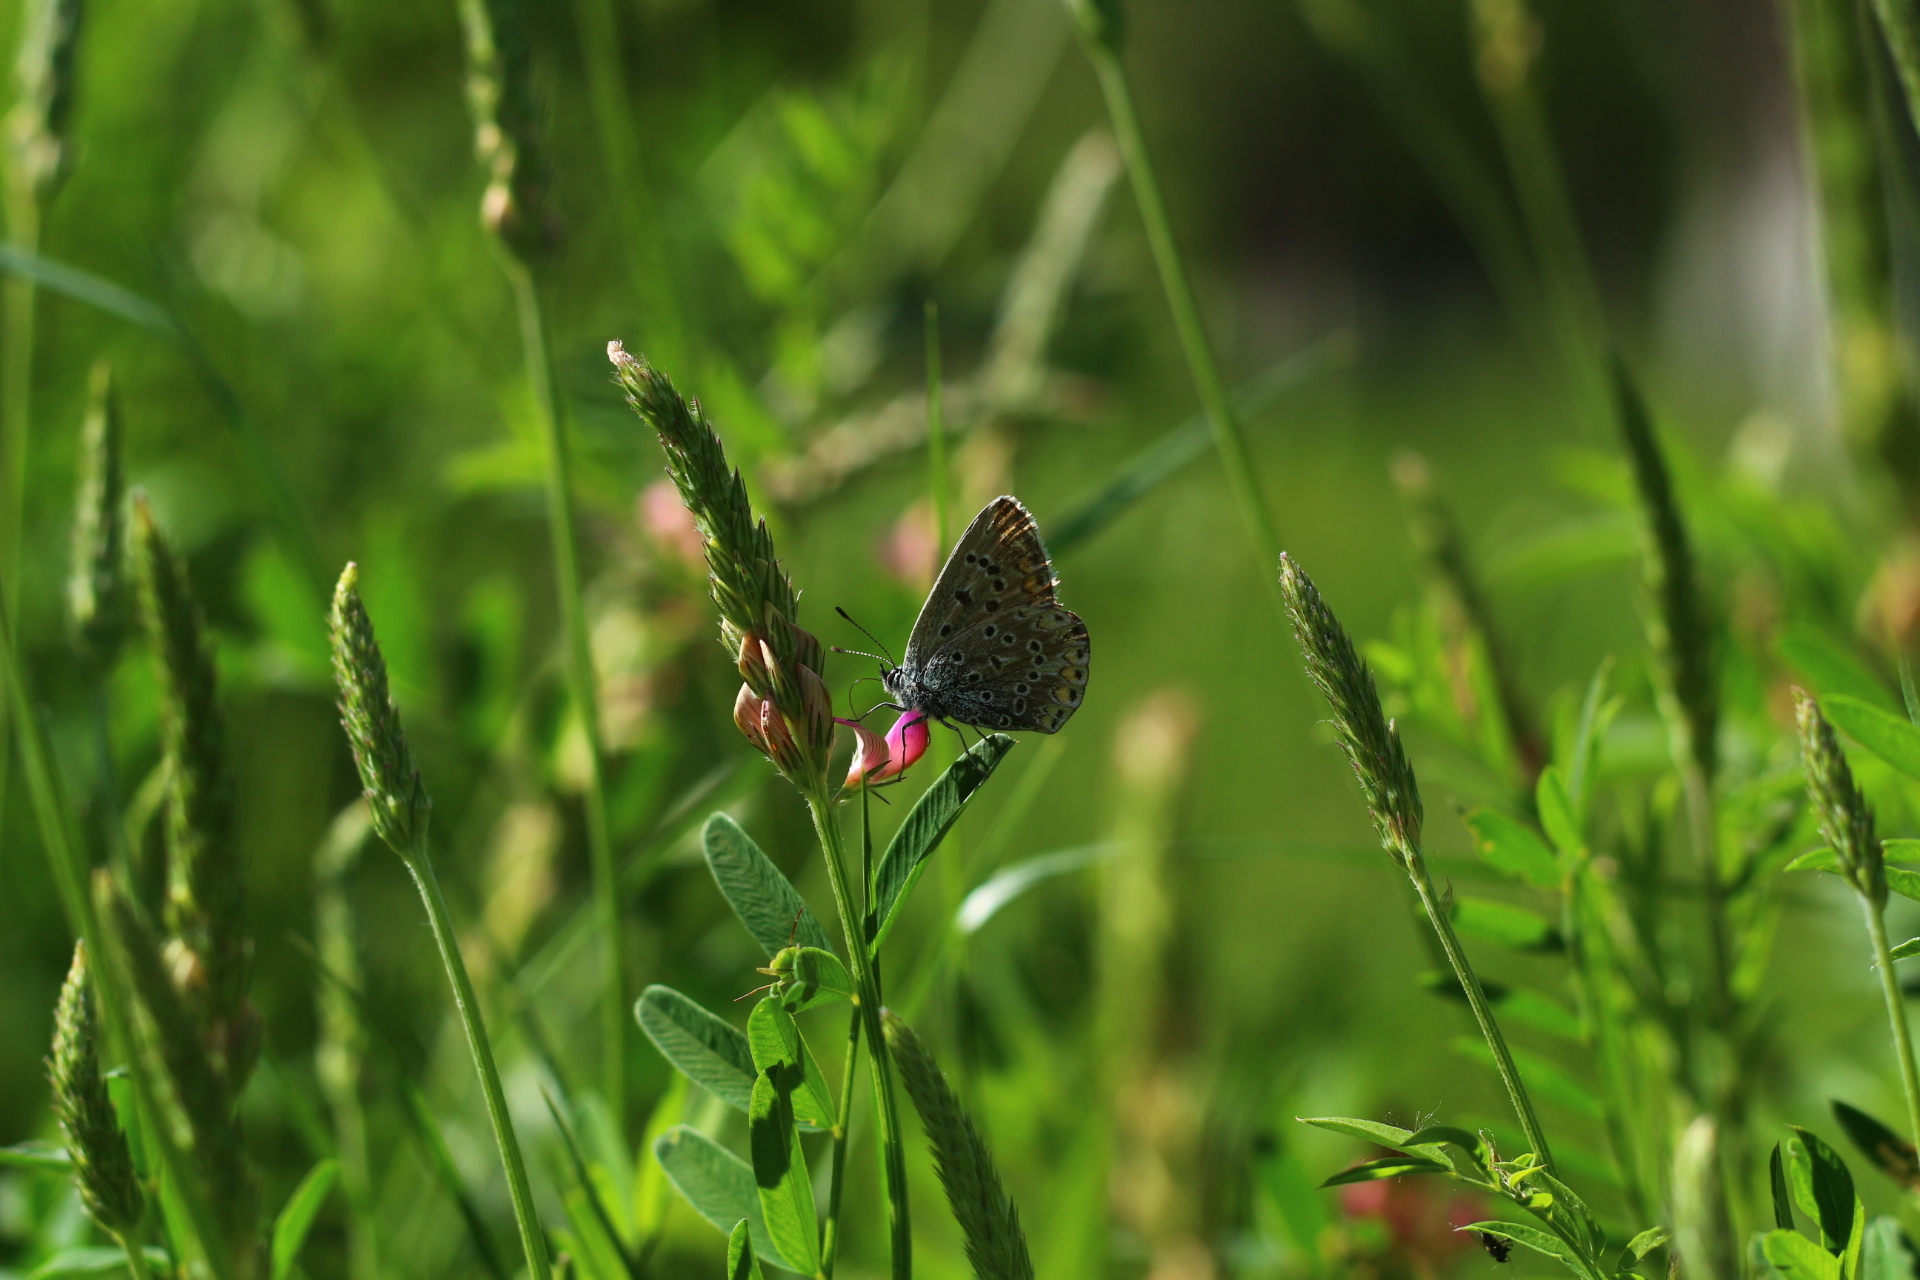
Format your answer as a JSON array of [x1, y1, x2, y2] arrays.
[[880, 496, 1090, 734]]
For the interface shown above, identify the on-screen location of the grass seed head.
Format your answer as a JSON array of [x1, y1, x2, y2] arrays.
[[48, 941, 143, 1238], [329, 563, 431, 855], [611, 342, 833, 790], [68, 359, 127, 665], [884, 1010, 1036, 1280], [1794, 689, 1885, 906], [1279, 553, 1424, 861], [458, 0, 556, 261], [132, 497, 252, 1035], [7, 0, 84, 203]]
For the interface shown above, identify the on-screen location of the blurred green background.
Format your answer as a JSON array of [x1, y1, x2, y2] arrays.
[[0, 0, 1903, 1275]]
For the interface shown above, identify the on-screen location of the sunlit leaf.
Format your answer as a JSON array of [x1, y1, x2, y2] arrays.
[[1463, 809, 1559, 887], [728, 1220, 766, 1280], [635, 986, 755, 1112], [1763, 1228, 1844, 1280], [747, 998, 837, 1133], [748, 1068, 819, 1275], [270, 1158, 339, 1280], [702, 814, 833, 959], [1297, 1116, 1416, 1147], [1825, 696, 1920, 783], [652, 1127, 795, 1272], [1318, 1156, 1449, 1186], [1452, 896, 1562, 952]]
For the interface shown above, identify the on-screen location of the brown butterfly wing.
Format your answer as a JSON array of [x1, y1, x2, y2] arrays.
[[902, 496, 1090, 734], [903, 497, 1059, 662]]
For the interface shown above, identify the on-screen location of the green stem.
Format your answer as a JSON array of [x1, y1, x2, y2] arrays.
[[1863, 894, 1920, 1148], [401, 842, 552, 1280], [805, 792, 911, 1280], [505, 258, 625, 1133], [115, 1229, 154, 1280], [1076, 33, 1283, 604], [820, 1004, 863, 1278], [1403, 848, 1554, 1167]]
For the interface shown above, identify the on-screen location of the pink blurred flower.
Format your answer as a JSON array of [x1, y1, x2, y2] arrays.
[[877, 500, 938, 591], [840, 710, 930, 787], [638, 479, 706, 571]]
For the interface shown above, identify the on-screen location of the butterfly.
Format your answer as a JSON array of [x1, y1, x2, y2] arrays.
[[874, 496, 1090, 735]]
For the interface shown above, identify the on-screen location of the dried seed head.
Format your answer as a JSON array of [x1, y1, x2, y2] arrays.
[[883, 1010, 1035, 1280], [1794, 689, 1884, 906], [1278, 553, 1424, 861], [48, 942, 143, 1237], [68, 360, 127, 664], [329, 564, 431, 854], [7, 0, 84, 204]]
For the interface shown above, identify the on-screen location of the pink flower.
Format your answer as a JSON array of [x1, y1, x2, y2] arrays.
[[840, 710, 930, 787]]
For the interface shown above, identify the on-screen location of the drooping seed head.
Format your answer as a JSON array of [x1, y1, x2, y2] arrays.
[[329, 564, 431, 854]]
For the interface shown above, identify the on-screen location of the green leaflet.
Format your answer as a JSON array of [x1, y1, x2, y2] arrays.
[[1535, 766, 1582, 857], [1463, 808, 1560, 887], [1779, 627, 1898, 713], [1622, 1226, 1670, 1263], [1857, 1216, 1910, 1280], [0, 1142, 70, 1171], [1887, 939, 1920, 960], [1831, 1100, 1920, 1189], [748, 1068, 820, 1276], [635, 986, 756, 1112], [1458, 1221, 1588, 1276], [1787, 1127, 1856, 1253], [702, 814, 833, 959], [270, 1158, 339, 1280], [1317, 1156, 1449, 1186], [747, 998, 838, 1132], [870, 735, 1016, 955], [727, 1220, 765, 1280], [1296, 1116, 1416, 1147], [1824, 696, 1920, 784], [653, 1126, 795, 1272], [1783, 850, 1920, 905], [1451, 896, 1562, 952], [1764, 1229, 1844, 1280]]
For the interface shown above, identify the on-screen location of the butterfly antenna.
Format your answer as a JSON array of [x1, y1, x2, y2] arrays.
[[835, 607, 896, 665]]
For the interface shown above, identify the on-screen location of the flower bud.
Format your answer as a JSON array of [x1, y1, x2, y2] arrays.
[[842, 711, 930, 787], [797, 663, 835, 755]]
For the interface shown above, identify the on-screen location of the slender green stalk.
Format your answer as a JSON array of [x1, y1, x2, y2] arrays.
[[1405, 854, 1554, 1166], [401, 840, 553, 1280], [506, 259, 625, 1133], [1279, 553, 1554, 1167], [821, 1006, 863, 1277], [119, 1234, 154, 1280], [925, 300, 949, 552], [1864, 904, 1920, 1147], [805, 793, 912, 1280], [1070, 23, 1283, 604]]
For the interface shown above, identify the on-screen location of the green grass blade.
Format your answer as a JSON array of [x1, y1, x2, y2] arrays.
[[634, 985, 756, 1112], [653, 1127, 794, 1272], [269, 1158, 339, 1280], [0, 242, 179, 336], [1045, 333, 1352, 557], [870, 735, 1015, 956], [703, 814, 833, 958]]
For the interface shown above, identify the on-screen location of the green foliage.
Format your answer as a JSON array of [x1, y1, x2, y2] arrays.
[[652, 1128, 793, 1271], [270, 1159, 339, 1280], [702, 814, 834, 958], [635, 985, 756, 1113]]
